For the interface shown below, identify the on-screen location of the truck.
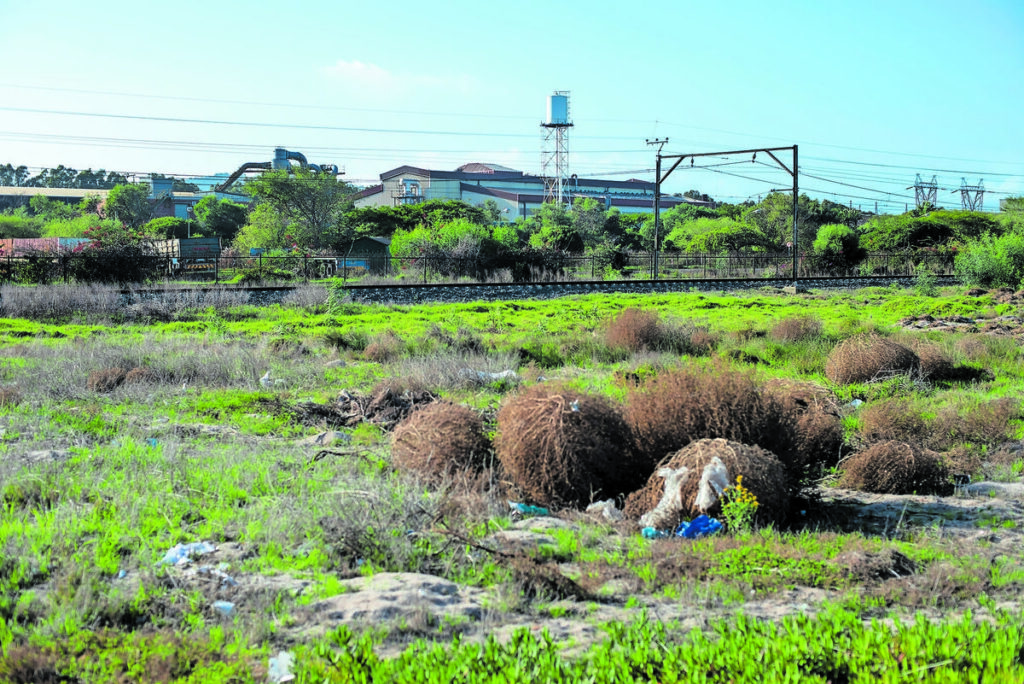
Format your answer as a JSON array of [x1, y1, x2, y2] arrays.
[[151, 238, 222, 276]]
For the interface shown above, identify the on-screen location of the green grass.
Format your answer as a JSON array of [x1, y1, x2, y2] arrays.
[[2, 283, 1024, 679]]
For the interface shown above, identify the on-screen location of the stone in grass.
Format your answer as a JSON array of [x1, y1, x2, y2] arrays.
[[298, 431, 352, 447], [310, 572, 487, 624]]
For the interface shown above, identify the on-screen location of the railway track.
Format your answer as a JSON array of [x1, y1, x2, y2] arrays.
[[117, 274, 958, 306]]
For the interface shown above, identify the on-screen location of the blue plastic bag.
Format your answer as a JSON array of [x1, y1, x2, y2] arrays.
[[674, 515, 722, 539]]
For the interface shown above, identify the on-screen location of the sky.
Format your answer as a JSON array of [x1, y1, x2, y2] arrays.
[[0, 0, 1021, 213]]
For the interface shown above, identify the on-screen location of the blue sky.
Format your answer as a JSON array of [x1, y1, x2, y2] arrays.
[[0, 0, 1021, 212]]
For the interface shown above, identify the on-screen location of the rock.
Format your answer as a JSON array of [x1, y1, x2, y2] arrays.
[[963, 482, 1024, 500], [487, 529, 557, 553], [325, 359, 347, 369], [310, 572, 487, 624]]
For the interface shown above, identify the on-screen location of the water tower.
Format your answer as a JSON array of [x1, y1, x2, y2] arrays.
[[541, 91, 573, 205]]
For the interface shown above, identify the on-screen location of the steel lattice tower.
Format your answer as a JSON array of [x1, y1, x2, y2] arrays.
[[541, 91, 573, 205], [908, 174, 938, 208], [956, 178, 985, 211]]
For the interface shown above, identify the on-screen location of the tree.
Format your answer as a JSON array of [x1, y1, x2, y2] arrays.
[[193, 195, 247, 240], [29, 194, 75, 221], [105, 183, 152, 228], [245, 168, 355, 250]]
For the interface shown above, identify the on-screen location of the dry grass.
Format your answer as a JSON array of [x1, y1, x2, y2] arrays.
[[825, 334, 920, 385], [392, 352, 520, 392], [839, 441, 951, 495], [391, 402, 491, 483], [622, 438, 790, 526], [0, 283, 252, 322], [494, 383, 641, 508]]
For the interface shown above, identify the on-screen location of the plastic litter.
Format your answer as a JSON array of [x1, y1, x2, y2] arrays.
[[675, 515, 722, 539], [198, 565, 238, 587], [694, 457, 730, 513], [643, 515, 722, 540], [211, 600, 236, 618], [156, 541, 216, 566], [268, 650, 296, 683], [509, 501, 550, 517], [845, 399, 864, 408], [586, 499, 623, 522], [146, 438, 158, 447], [116, 569, 127, 579], [641, 527, 670, 539]]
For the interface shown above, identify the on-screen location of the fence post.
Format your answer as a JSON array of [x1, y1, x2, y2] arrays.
[[258, 252, 262, 278]]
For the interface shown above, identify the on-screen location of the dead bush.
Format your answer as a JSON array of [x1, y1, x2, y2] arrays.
[[605, 308, 663, 352], [839, 441, 951, 495], [391, 402, 490, 483], [928, 397, 1020, 450], [770, 316, 823, 342], [87, 367, 129, 393], [622, 438, 790, 527], [624, 363, 796, 471], [495, 383, 640, 508], [687, 328, 719, 355], [0, 387, 21, 407], [825, 334, 920, 385], [909, 342, 956, 382], [363, 333, 404, 363], [123, 367, 152, 385], [858, 398, 928, 444], [790, 410, 845, 477]]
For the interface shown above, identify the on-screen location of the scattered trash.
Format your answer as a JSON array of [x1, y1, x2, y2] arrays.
[[675, 515, 722, 539], [641, 527, 670, 539], [585, 499, 623, 522], [845, 399, 864, 408], [146, 438, 159, 447], [198, 565, 238, 587], [268, 650, 296, 683], [640, 466, 691, 530], [570, 399, 580, 412], [116, 569, 127, 579], [211, 600, 236, 618], [694, 457, 730, 513], [642, 515, 722, 540], [157, 541, 216, 566], [509, 501, 550, 518]]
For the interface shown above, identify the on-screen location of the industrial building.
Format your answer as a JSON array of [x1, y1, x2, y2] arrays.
[[352, 163, 705, 220]]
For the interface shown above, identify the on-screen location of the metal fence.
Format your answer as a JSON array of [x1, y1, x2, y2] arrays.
[[0, 250, 957, 285]]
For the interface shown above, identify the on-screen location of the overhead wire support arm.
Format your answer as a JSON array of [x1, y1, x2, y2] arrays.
[[651, 144, 798, 285]]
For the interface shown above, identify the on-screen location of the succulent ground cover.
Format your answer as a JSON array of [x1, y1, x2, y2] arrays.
[[2, 282, 1024, 681]]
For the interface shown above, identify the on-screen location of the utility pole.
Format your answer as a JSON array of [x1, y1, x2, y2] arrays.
[[646, 138, 668, 280], [791, 144, 798, 285], [907, 174, 938, 208]]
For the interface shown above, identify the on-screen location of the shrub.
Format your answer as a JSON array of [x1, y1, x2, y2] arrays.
[[494, 383, 640, 508], [622, 438, 789, 527], [955, 232, 1024, 288], [857, 398, 928, 444], [770, 316, 824, 343], [839, 441, 951, 495], [391, 402, 491, 484], [825, 335, 920, 384]]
